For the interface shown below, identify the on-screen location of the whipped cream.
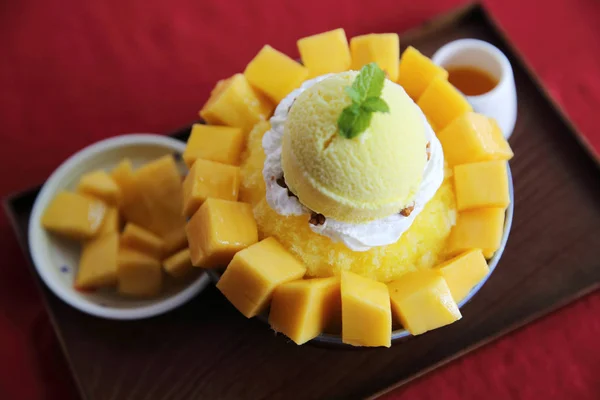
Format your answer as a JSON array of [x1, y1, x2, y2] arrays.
[[263, 74, 445, 251]]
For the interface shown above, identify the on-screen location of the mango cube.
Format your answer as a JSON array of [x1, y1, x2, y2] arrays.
[[97, 207, 120, 236], [182, 158, 240, 217], [41, 191, 106, 240], [186, 198, 258, 268], [111, 158, 134, 186], [446, 208, 505, 258], [200, 74, 274, 132], [77, 170, 121, 206], [111, 158, 136, 206], [163, 248, 194, 279], [417, 76, 473, 131], [437, 112, 514, 166], [183, 124, 245, 168], [133, 155, 186, 237], [454, 160, 510, 211], [113, 156, 186, 237], [162, 228, 188, 257], [75, 233, 119, 289], [111, 159, 155, 230], [239, 121, 272, 206], [341, 271, 391, 347], [388, 270, 461, 335], [350, 33, 399, 81], [244, 45, 309, 103], [435, 249, 490, 303], [397, 46, 449, 100], [117, 249, 163, 297], [269, 277, 340, 345], [297, 28, 351, 78], [120, 223, 165, 260], [216, 237, 306, 318]]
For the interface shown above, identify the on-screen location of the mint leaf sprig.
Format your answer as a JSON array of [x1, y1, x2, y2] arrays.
[[337, 63, 390, 139]]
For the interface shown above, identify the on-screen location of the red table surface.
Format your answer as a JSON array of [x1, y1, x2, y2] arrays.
[[1, 0, 599, 399]]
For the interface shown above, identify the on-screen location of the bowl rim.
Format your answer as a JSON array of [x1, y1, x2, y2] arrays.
[[28, 133, 210, 320], [208, 163, 515, 346]]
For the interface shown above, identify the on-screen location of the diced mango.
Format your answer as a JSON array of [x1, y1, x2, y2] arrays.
[[417, 76, 473, 131], [434, 249, 490, 303], [200, 74, 274, 132], [216, 237, 306, 318], [111, 158, 134, 188], [238, 121, 272, 206], [97, 207, 120, 236], [133, 155, 186, 237], [162, 228, 188, 257], [388, 270, 461, 335], [350, 33, 399, 81], [75, 233, 118, 289], [111, 159, 156, 230], [454, 160, 510, 211], [446, 208, 505, 258], [111, 159, 136, 206], [120, 223, 165, 260], [183, 124, 245, 168], [341, 271, 391, 347], [244, 45, 309, 103], [163, 248, 194, 279], [186, 198, 258, 268], [397, 46, 449, 100], [182, 158, 240, 217], [117, 249, 163, 297], [297, 28, 351, 78], [41, 191, 106, 240], [77, 170, 121, 206], [437, 112, 514, 166], [269, 277, 340, 345]]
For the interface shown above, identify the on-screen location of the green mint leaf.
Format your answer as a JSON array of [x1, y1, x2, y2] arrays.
[[350, 112, 373, 139], [337, 103, 362, 139], [361, 97, 390, 113], [338, 104, 374, 139], [337, 63, 388, 139], [345, 86, 362, 103], [353, 63, 386, 100]]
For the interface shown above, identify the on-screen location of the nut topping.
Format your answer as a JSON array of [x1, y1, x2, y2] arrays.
[[399, 204, 415, 217], [309, 212, 326, 226], [276, 175, 297, 198]]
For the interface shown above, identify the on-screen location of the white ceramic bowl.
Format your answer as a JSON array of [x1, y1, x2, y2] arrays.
[[28, 134, 210, 320], [431, 39, 518, 140]]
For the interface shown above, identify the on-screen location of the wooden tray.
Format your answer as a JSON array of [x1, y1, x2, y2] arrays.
[[4, 3, 600, 400]]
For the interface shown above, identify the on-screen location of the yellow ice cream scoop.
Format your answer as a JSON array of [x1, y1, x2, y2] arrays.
[[281, 71, 427, 223]]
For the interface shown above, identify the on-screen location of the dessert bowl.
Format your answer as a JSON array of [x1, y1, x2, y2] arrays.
[[171, 29, 516, 347], [28, 134, 210, 320]]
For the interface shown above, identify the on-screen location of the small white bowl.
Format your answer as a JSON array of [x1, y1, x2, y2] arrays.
[[432, 39, 518, 140], [28, 134, 210, 320]]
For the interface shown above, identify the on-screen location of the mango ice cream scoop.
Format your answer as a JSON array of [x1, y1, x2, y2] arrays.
[[281, 71, 427, 223]]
